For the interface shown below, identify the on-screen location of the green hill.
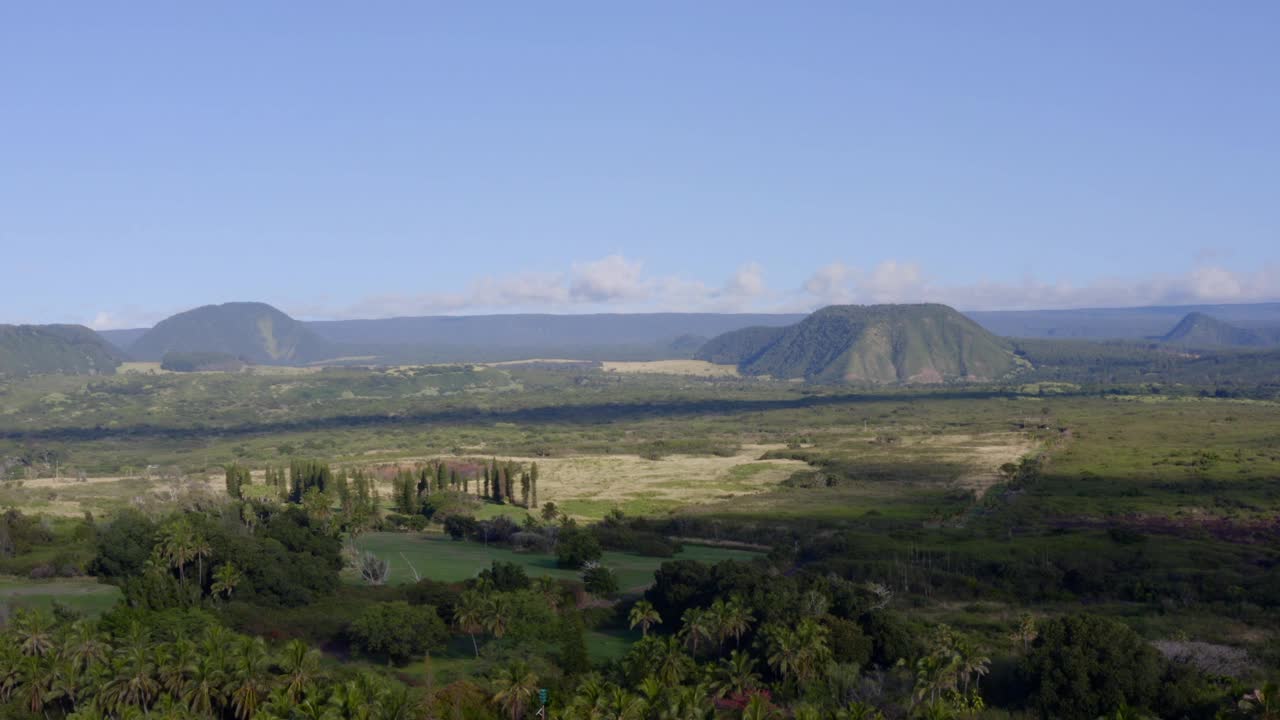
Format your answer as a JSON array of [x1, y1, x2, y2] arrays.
[[1159, 312, 1278, 348], [130, 302, 335, 365], [0, 324, 124, 377], [697, 304, 1020, 384]]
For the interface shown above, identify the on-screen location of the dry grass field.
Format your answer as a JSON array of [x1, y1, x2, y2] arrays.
[[599, 360, 740, 377], [118, 361, 320, 376], [0, 428, 1035, 522]]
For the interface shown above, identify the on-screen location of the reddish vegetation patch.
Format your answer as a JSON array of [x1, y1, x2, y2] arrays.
[[908, 367, 944, 384], [1056, 514, 1280, 545]]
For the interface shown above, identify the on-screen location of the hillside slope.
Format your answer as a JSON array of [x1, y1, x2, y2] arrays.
[[967, 301, 1280, 340], [130, 302, 335, 364], [1160, 312, 1279, 348], [698, 304, 1019, 384], [0, 324, 124, 377]]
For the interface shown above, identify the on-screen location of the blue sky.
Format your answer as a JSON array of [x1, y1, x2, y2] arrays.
[[2, 2, 1278, 327]]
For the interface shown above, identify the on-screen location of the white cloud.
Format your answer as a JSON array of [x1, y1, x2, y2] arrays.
[[569, 254, 651, 303], [80, 257, 1280, 325], [88, 312, 122, 330], [797, 260, 1280, 312], [724, 263, 765, 298]]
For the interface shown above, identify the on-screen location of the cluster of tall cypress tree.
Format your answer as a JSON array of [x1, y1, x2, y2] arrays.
[[264, 466, 288, 500], [224, 460, 379, 531], [391, 460, 471, 514], [480, 458, 538, 507], [223, 463, 251, 499], [386, 458, 542, 513], [288, 459, 333, 503], [223, 456, 541, 519]]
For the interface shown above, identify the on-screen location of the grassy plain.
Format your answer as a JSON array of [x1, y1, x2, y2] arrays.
[[349, 532, 760, 589], [2, 363, 1279, 663], [0, 576, 122, 616]]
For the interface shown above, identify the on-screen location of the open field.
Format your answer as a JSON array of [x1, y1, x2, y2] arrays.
[[599, 359, 739, 377], [0, 576, 122, 616], [445, 446, 805, 520], [350, 532, 761, 589]]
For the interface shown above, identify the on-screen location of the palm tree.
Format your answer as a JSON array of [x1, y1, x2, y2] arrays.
[[0, 643, 23, 702], [679, 608, 714, 656], [211, 562, 243, 600], [629, 600, 662, 638], [951, 638, 989, 695], [158, 519, 197, 586], [1239, 681, 1280, 720], [12, 610, 56, 658], [792, 618, 831, 684], [717, 598, 753, 649], [254, 688, 297, 720], [101, 644, 160, 715], [712, 651, 761, 698], [740, 694, 775, 720], [1011, 613, 1037, 654], [913, 654, 957, 708], [49, 656, 87, 714], [662, 683, 714, 720], [16, 655, 63, 717], [491, 661, 538, 720], [326, 682, 365, 720], [762, 624, 800, 685], [915, 700, 957, 720], [181, 654, 227, 717], [532, 576, 561, 610], [484, 594, 512, 641], [192, 531, 212, 586], [158, 636, 198, 699], [281, 639, 323, 703], [600, 685, 648, 720], [454, 592, 486, 658], [624, 637, 693, 687], [61, 620, 110, 676], [229, 636, 271, 720]]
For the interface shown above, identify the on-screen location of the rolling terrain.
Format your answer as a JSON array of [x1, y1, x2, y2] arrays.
[[129, 302, 336, 364], [0, 324, 123, 377], [698, 303, 1019, 384], [1160, 311, 1280, 348]]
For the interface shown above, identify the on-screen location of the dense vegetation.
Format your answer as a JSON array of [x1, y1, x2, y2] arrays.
[[0, 336, 1277, 719], [161, 352, 249, 373], [0, 325, 122, 378]]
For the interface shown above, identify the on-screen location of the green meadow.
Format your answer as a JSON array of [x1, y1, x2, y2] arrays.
[[350, 532, 761, 590]]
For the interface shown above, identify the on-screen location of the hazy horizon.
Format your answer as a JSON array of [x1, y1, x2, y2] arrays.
[[4, 3, 1277, 328]]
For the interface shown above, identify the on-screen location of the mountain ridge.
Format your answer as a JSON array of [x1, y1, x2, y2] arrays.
[[129, 302, 336, 365], [698, 304, 1019, 384], [0, 324, 124, 377], [1159, 312, 1280, 348]]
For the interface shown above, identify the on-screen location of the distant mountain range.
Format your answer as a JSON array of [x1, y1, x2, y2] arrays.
[[43, 299, 1280, 378], [697, 304, 1018, 384], [129, 302, 336, 364], [966, 302, 1280, 340], [0, 324, 123, 377], [1160, 312, 1280, 348], [100, 306, 806, 364]]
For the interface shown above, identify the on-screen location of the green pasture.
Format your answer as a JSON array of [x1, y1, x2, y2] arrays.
[[351, 533, 761, 589], [0, 576, 122, 616]]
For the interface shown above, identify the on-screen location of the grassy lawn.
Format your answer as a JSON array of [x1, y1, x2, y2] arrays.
[[0, 576, 122, 616], [351, 533, 761, 589]]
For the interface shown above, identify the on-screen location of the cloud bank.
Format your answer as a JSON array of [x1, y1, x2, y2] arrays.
[[86, 255, 1280, 328]]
